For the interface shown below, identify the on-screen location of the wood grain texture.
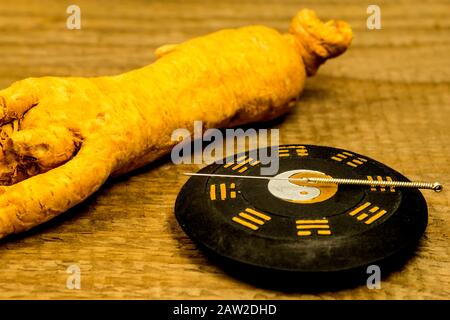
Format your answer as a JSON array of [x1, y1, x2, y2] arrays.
[[0, 0, 449, 299]]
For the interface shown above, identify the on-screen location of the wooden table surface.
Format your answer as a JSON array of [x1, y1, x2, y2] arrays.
[[0, 0, 449, 299]]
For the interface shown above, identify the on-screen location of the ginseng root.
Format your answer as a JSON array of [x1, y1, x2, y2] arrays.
[[0, 9, 352, 239]]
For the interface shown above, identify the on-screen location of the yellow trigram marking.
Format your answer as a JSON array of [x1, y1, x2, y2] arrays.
[[210, 183, 236, 201], [348, 202, 371, 216], [342, 151, 354, 157], [367, 176, 396, 192], [232, 158, 252, 170], [296, 149, 308, 157], [386, 176, 395, 192], [367, 176, 377, 191], [331, 152, 367, 168], [296, 220, 329, 224], [232, 208, 271, 231], [280, 146, 303, 149], [278, 148, 290, 158], [223, 156, 246, 168], [297, 225, 330, 229], [376, 176, 386, 192], [232, 217, 258, 231], [230, 183, 236, 198], [365, 210, 387, 224], [223, 155, 259, 173], [295, 219, 331, 236], [369, 206, 379, 213], [245, 208, 271, 221], [348, 203, 388, 224], [210, 184, 216, 200], [220, 183, 226, 200], [239, 213, 264, 225], [357, 213, 368, 221], [278, 146, 308, 157], [279, 151, 290, 157]]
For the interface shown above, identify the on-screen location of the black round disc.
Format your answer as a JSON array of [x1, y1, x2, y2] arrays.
[[175, 145, 427, 273]]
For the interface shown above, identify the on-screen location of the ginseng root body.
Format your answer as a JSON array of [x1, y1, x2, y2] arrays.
[[0, 9, 352, 238]]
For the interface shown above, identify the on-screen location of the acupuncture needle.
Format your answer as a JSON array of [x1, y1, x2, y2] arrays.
[[183, 173, 443, 192]]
